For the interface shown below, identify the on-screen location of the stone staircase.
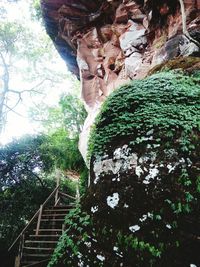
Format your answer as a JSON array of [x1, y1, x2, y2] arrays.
[[9, 186, 77, 267], [20, 205, 72, 267]]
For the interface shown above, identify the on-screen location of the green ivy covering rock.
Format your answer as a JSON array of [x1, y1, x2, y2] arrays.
[[88, 71, 200, 159], [49, 71, 200, 267]]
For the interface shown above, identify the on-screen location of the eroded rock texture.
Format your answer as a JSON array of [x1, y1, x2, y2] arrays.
[[41, 0, 200, 159]]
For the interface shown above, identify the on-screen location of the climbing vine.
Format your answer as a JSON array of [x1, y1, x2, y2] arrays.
[[48, 205, 92, 267], [48, 70, 200, 267], [88, 71, 200, 159]]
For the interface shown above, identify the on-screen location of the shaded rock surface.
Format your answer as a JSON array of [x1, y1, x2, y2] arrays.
[[41, 0, 200, 159], [48, 71, 200, 267]]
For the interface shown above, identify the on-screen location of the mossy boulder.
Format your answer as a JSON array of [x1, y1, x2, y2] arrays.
[[148, 57, 200, 76], [49, 71, 200, 267]]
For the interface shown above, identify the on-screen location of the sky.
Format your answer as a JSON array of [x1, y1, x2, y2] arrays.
[[0, 0, 76, 145]]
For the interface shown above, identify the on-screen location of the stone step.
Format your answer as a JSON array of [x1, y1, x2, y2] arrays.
[[34, 229, 62, 232], [29, 235, 60, 239], [23, 247, 54, 251], [25, 240, 57, 244], [44, 208, 70, 212], [23, 253, 51, 258], [21, 258, 50, 267], [50, 204, 75, 209], [40, 218, 64, 222], [42, 213, 66, 218]]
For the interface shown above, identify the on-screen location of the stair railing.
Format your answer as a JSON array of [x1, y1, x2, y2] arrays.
[[35, 185, 62, 235], [9, 183, 78, 267], [8, 185, 60, 252]]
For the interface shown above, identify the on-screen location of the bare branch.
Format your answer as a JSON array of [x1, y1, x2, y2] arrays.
[[0, 51, 9, 92], [8, 78, 53, 97], [28, 78, 53, 92], [179, 0, 200, 48], [4, 103, 27, 118], [7, 96, 22, 111]]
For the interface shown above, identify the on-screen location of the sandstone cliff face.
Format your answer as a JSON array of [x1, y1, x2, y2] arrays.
[[41, 0, 200, 159], [41, 1, 200, 266]]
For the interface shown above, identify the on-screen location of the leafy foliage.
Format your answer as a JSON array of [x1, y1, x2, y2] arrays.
[[29, 92, 88, 188], [0, 135, 55, 187], [59, 94, 87, 136], [39, 129, 86, 177], [0, 135, 56, 246], [0, 122, 85, 254], [0, 90, 88, 257], [0, 3, 72, 136], [84, 71, 200, 266], [0, 178, 54, 249], [88, 71, 200, 159], [48, 205, 92, 267], [46, 71, 200, 266]]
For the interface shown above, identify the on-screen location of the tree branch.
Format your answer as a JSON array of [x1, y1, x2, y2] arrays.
[[179, 0, 200, 48], [4, 103, 27, 118], [0, 51, 9, 92], [25, 168, 45, 188]]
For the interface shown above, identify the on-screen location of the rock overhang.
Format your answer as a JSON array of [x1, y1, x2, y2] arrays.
[[41, 0, 200, 160], [41, 0, 200, 80]]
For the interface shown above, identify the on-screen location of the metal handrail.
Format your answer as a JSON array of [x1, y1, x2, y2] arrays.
[[8, 185, 60, 252]]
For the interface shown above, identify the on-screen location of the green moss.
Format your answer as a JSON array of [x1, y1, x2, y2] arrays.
[[79, 167, 89, 195], [148, 57, 200, 75], [88, 71, 200, 160], [152, 34, 167, 49]]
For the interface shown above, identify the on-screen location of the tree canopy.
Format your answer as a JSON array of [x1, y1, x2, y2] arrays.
[[0, 0, 73, 137], [0, 89, 88, 252]]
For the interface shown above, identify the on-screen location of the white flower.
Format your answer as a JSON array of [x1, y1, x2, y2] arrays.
[[97, 255, 105, 261], [91, 206, 98, 213], [129, 225, 140, 233], [167, 163, 176, 173], [107, 193, 119, 209], [84, 241, 91, 248], [139, 214, 147, 222]]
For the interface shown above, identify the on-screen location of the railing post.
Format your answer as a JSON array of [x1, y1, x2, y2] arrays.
[[55, 169, 60, 205], [55, 197, 60, 206], [14, 255, 20, 267], [8, 185, 60, 252], [14, 234, 23, 267], [76, 182, 80, 203], [36, 205, 43, 235]]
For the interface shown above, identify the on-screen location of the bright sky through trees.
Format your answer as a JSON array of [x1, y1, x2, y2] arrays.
[[0, 0, 76, 145]]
